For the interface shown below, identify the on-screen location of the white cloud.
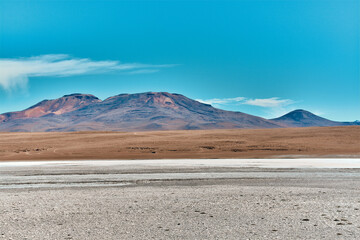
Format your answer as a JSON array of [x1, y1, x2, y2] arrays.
[[197, 96, 296, 118], [244, 97, 294, 107], [197, 96, 294, 108], [196, 97, 245, 105], [0, 54, 176, 90]]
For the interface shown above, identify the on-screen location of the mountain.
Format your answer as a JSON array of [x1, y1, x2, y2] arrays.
[[0, 92, 283, 132], [271, 109, 356, 127], [0, 94, 100, 123], [0, 93, 357, 132]]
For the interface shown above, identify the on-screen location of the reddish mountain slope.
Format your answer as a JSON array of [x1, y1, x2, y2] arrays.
[[0, 94, 101, 123]]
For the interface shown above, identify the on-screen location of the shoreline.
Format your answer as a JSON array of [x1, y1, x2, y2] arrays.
[[2, 158, 360, 169]]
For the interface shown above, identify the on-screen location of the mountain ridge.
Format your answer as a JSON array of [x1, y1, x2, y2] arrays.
[[0, 92, 358, 132]]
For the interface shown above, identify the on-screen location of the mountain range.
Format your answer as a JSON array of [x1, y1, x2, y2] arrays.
[[0, 92, 358, 132]]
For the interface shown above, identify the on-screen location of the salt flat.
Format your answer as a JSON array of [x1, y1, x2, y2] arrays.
[[1, 158, 360, 190], [1, 159, 360, 239]]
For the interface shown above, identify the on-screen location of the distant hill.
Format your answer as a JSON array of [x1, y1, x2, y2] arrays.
[[0, 93, 357, 132], [271, 109, 358, 127]]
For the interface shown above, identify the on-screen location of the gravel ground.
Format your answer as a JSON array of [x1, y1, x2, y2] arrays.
[[1, 161, 360, 239]]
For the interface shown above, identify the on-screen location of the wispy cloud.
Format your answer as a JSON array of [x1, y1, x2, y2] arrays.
[[197, 96, 294, 108], [244, 97, 294, 107], [0, 54, 176, 90], [197, 96, 296, 118], [196, 97, 245, 105]]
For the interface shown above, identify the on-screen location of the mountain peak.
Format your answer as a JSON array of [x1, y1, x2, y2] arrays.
[[62, 93, 99, 99], [277, 109, 317, 121], [289, 109, 310, 113], [102, 92, 187, 109], [0, 93, 101, 122], [272, 109, 344, 127]]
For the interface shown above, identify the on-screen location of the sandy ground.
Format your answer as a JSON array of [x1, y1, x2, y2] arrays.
[[0, 126, 359, 161], [1, 160, 360, 239]]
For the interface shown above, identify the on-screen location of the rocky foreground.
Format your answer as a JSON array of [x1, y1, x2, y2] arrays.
[[1, 160, 360, 239]]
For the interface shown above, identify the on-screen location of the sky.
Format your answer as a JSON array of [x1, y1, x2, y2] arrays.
[[0, 0, 359, 121]]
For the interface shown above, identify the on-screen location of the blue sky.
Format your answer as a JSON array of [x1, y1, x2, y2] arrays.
[[0, 0, 359, 121]]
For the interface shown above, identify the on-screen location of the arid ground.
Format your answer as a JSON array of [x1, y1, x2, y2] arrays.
[[1, 124, 360, 239], [1, 160, 360, 239], [0, 126, 359, 161]]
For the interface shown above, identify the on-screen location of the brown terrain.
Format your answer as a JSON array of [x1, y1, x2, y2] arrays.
[[0, 126, 359, 161]]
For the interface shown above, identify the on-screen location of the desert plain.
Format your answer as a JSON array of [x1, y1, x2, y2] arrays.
[[0, 126, 359, 160], [1, 126, 360, 239]]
